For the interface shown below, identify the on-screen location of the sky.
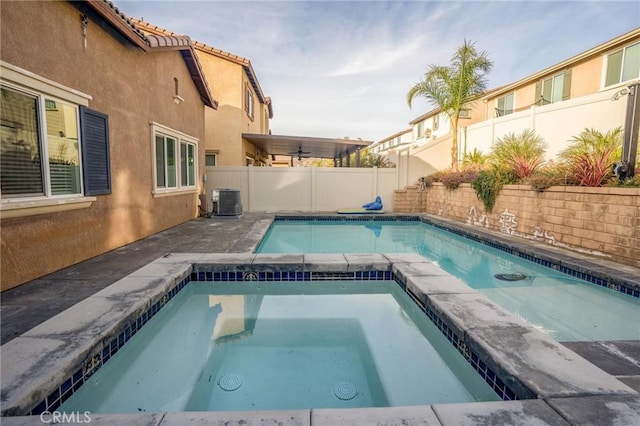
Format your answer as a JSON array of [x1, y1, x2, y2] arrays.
[[118, 0, 640, 142]]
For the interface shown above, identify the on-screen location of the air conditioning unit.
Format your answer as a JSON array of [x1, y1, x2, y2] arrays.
[[215, 188, 243, 216]]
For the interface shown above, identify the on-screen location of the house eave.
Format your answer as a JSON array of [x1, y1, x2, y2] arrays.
[[483, 27, 640, 100]]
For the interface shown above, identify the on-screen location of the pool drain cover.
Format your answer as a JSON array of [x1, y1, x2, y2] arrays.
[[494, 273, 528, 282], [217, 373, 243, 391], [333, 382, 357, 400]]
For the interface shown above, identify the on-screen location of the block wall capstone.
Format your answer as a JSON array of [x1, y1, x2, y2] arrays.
[[393, 183, 640, 268]]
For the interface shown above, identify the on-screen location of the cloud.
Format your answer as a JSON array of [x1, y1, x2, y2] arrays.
[[329, 36, 425, 77], [118, 0, 640, 142]]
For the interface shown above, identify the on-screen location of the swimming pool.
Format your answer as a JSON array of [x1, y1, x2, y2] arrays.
[[58, 280, 499, 413], [257, 218, 640, 342], [2, 253, 633, 419]]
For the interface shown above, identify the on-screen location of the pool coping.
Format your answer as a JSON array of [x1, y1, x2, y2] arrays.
[[1, 253, 638, 425], [271, 214, 640, 294]]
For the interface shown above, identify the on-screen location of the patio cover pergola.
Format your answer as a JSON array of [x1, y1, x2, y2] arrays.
[[242, 133, 373, 166]]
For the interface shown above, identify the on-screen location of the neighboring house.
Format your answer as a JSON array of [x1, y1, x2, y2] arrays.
[[473, 27, 639, 158], [370, 128, 413, 155], [384, 27, 639, 185], [132, 19, 274, 167], [0, 0, 216, 290], [369, 128, 412, 169]]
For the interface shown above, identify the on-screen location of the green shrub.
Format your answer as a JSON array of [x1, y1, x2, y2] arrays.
[[491, 129, 547, 179], [471, 170, 500, 212], [471, 167, 518, 212], [524, 161, 574, 191], [440, 169, 480, 190], [422, 170, 448, 186], [559, 127, 622, 186], [462, 148, 487, 169]]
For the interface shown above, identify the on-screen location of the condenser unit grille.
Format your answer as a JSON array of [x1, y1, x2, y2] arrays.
[[216, 188, 242, 216]]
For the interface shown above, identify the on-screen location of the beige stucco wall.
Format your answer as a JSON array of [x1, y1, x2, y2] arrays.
[[570, 56, 603, 98], [197, 49, 270, 166], [1, 1, 206, 290], [487, 33, 639, 112], [394, 183, 640, 268], [199, 56, 243, 166]]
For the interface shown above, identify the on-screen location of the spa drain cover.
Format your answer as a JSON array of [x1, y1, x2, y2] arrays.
[[217, 373, 243, 391], [333, 382, 357, 400], [494, 273, 528, 282]]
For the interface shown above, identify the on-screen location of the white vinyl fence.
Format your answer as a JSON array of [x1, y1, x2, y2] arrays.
[[464, 86, 628, 159], [205, 166, 398, 212], [399, 85, 629, 184]]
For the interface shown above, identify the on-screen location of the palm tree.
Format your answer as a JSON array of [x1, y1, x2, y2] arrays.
[[407, 40, 493, 172]]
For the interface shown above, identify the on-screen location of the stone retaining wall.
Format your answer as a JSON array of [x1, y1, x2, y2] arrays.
[[394, 183, 640, 268]]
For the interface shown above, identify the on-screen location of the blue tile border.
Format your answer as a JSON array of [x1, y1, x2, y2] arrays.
[[191, 270, 393, 282], [28, 266, 521, 415], [273, 215, 420, 222], [28, 277, 190, 416], [266, 215, 638, 299], [393, 277, 519, 401], [418, 217, 640, 299]]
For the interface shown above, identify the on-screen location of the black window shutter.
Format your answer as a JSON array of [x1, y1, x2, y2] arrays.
[[80, 106, 111, 195]]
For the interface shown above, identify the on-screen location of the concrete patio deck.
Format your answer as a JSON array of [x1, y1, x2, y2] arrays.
[[1, 212, 639, 425]]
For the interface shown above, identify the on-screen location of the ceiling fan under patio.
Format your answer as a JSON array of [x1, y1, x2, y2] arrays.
[[288, 146, 311, 160]]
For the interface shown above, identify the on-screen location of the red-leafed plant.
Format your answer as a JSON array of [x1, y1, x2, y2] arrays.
[[560, 127, 622, 187]]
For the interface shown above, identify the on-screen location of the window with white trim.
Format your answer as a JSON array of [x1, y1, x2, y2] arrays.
[[1, 63, 109, 214], [1, 85, 83, 198], [496, 92, 514, 116], [542, 74, 563, 104], [180, 141, 196, 186], [155, 134, 177, 189], [152, 124, 198, 193], [536, 70, 571, 105], [605, 41, 640, 88]]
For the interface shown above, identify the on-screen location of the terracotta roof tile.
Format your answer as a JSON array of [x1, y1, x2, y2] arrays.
[[131, 18, 270, 107], [83, 0, 217, 109], [146, 33, 191, 49]]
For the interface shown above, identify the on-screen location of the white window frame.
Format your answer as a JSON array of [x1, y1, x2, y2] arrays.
[[1, 62, 95, 217], [603, 41, 640, 88], [541, 73, 564, 104], [180, 140, 196, 187], [155, 133, 178, 190], [433, 114, 440, 130], [416, 121, 425, 139], [151, 122, 199, 197], [246, 86, 254, 120], [496, 92, 515, 116]]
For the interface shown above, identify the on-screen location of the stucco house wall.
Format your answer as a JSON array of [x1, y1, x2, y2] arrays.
[[132, 19, 273, 167], [200, 56, 245, 166], [0, 1, 207, 290]]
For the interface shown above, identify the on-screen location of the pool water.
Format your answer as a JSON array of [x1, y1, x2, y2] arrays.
[[59, 281, 499, 413], [257, 220, 640, 342]]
